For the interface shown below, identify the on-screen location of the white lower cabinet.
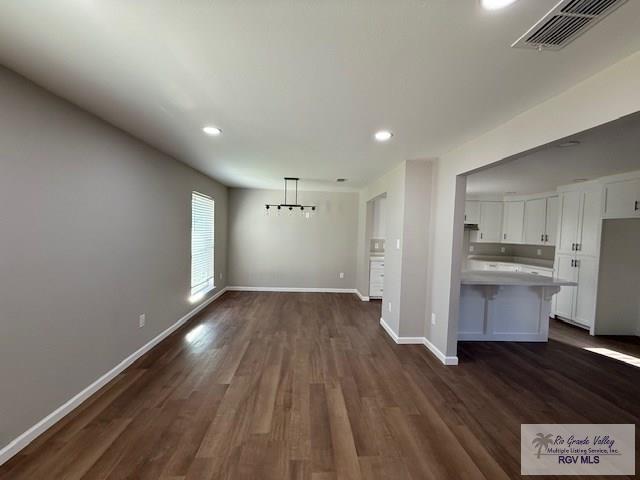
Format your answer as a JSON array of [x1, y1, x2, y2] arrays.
[[369, 259, 384, 298], [553, 254, 598, 329], [554, 254, 577, 320]]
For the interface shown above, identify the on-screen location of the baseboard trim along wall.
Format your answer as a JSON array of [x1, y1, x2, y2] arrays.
[[355, 290, 370, 302], [226, 286, 358, 294], [379, 317, 459, 366], [0, 287, 228, 467]]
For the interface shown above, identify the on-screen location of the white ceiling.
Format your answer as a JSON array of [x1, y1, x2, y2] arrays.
[[1, 1, 640, 190], [466, 112, 640, 195]]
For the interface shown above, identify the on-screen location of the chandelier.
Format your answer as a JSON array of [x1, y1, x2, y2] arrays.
[[265, 177, 316, 215]]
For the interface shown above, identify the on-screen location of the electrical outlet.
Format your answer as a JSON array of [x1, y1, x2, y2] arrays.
[[138, 314, 146, 328], [388, 302, 392, 313], [374, 242, 379, 249], [469, 245, 475, 253], [396, 239, 400, 250], [537, 249, 542, 256], [339, 272, 344, 279], [431, 313, 436, 325], [500, 247, 506, 253]]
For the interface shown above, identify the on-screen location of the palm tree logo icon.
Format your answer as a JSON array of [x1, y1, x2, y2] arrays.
[[532, 433, 554, 459]]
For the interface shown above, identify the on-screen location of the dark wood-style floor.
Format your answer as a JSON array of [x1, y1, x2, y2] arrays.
[[1, 292, 638, 480]]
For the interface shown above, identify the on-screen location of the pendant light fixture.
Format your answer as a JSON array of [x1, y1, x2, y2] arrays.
[[265, 177, 316, 215]]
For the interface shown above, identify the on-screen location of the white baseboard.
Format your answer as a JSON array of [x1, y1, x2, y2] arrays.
[[0, 287, 228, 467], [355, 290, 370, 302], [227, 286, 357, 294], [423, 337, 459, 366], [379, 317, 400, 343], [379, 317, 459, 366]]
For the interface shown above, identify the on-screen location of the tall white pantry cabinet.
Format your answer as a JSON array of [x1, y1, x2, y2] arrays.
[[553, 183, 602, 330]]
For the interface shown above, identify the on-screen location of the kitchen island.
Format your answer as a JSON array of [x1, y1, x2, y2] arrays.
[[459, 271, 577, 342]]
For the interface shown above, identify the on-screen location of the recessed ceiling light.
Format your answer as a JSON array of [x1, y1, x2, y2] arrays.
[[203, 126, 222, 136], [374, 130, 393, 142], [481, 0, 519, 10], [558, 140, 581, 148]]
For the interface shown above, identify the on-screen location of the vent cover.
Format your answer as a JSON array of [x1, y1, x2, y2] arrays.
[[512, 0, 628, 51]]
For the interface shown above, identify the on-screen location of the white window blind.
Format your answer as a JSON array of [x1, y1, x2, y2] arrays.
[[190, 192, 215, 300]]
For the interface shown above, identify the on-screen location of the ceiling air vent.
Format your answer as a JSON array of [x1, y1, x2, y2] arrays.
[[512, 0, 628, 51]]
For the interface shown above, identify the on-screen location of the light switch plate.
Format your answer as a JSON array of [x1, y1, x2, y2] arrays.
[[139, 314, 146, 328], [396, 239, 400, 250], [339, 272, 344, 279], [388, 302, 392, 312], [537, 249, 542, 256], [431, 313, 436, 325]]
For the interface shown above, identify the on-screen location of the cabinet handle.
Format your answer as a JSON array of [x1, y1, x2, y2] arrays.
[[635, 200, 639, 212], [571, 243, 576, 251], [571, 259, 575, 267], [465, 214, 467, 221], [545, 234, 549, 242], [576, 243, 581, 251], [503, 233, 507, 240], [480, 233, 483, 240], [575, 259, 580, 268]]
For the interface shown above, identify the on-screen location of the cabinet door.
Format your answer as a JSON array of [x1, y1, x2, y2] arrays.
[[573, 256, 598, 328], [545, 196, 558, 246], [464, 201, 480, 224], [603, 179, 640, 219], [577, 188, 602, 257], [524, 198, 547, 245], [554, 254, 577, 320], [477, 202, 503, 243], [557, 191, 581, 255], [502, 201, 524, 243]]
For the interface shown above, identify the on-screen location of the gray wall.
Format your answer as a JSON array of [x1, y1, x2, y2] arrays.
[[595, 219, 640, 335], [0, 66, 228, 448], [228, 188, 358, 289]]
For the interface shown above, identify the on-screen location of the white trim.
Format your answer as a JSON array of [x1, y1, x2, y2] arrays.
[[379, 317, 400, 343], [0, 287, 228, 467], [226, 286, 357, 293], [422, 337, 459, 366], [355, 290, 370, 302], [379, 317, 459, 366]]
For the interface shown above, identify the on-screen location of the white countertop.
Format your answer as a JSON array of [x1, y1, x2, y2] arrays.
[[467, 255, 554, 270], [461, 270, 577, 287]]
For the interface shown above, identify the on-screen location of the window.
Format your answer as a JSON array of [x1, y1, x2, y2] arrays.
[[190, 192, 215, 302]]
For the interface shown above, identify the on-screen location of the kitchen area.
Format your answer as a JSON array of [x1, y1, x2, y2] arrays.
[[368, 195, 386, 300], [460, 113, 640, 345]]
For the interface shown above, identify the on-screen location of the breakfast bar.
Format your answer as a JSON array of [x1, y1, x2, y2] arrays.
[[459, 271, 577, 342]]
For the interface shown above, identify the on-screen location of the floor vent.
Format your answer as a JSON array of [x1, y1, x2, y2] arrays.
[[512, 0, 628, 51]]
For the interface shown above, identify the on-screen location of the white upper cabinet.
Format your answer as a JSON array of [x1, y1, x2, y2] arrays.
[[473, 202, 503, 243], [502, 201, 524, 243], [545, 196, 559, 246], [464, 201, 480, 224], [603, 178, 640, 219], [522, 196, 557, 246], [557, 190, 581, 255], [524, 198, 547, 245], [578, 188, 602, 256]]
